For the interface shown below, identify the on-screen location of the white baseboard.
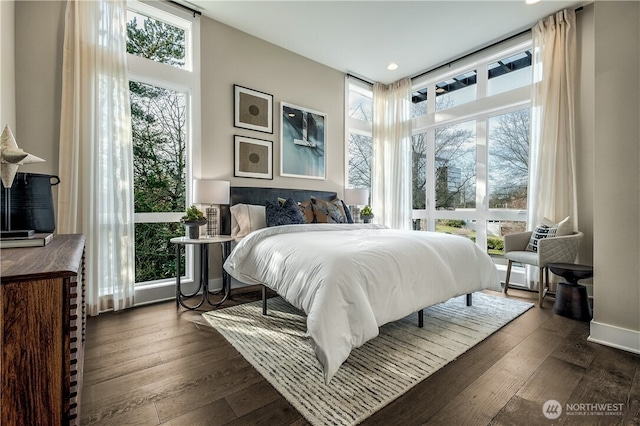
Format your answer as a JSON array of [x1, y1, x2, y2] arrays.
[[588, 321, 640, 354]]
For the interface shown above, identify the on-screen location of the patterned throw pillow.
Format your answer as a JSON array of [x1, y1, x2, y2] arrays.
[[340, 200, 354, 224], [297, 199, 315, 224], [526, 223, 558, 252], [310, 197, 341, 223], [329, 197, 351, 224], [265, 198, 304, 227]]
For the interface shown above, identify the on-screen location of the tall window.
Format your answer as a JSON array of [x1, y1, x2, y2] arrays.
[[126, 1, 200, 290], [346, 78, 373, 197], [411, 40, 532, 267]]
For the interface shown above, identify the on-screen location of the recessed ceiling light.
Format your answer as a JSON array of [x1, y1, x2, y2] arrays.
[[525, 0, 540, 4], [387, 62, 399, 71]]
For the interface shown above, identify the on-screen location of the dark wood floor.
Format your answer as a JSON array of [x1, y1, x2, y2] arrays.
[[80, 287, 640, 425]]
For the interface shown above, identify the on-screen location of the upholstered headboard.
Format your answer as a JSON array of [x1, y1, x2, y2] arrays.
[[220, 186, 338, 235]]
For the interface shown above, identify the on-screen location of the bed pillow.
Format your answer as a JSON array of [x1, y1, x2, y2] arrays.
[[340, 199, 354, 224], [310, 197, 342, 223], [555, 216, 573, 236], [526, 222, 558, 252], [298, 199, 315, 224], [329, 197, 352, 224], [266, 197, 305, 227], [230, 204, 267, 239]]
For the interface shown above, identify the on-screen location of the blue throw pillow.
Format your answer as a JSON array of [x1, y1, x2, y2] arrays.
[[265, 197, 305, 227]]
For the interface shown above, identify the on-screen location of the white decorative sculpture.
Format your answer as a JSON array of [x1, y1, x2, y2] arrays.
[[1, 125, 45, 188]]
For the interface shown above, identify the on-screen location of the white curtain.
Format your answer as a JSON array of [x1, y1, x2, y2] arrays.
[[372, 78, 413, 230], [57, 0, 135, 315], [527, 9, 578, 288]]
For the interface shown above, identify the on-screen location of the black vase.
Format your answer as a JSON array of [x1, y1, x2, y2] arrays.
[[182, 220, 206, 239]]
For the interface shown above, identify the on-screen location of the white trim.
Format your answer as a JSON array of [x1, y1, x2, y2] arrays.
[[588, 321, 640, 354]]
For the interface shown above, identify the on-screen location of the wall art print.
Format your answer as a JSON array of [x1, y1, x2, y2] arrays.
[[234, 85, 273, 133], [234, 135, 273, 180], [280, 102, 326, 180]]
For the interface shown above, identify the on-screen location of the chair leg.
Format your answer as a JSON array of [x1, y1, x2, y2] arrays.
[[538, 267, 545, 308], [504, 260, 513, 294]]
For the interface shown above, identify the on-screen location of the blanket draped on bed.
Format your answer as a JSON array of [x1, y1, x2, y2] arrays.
[[224, 224, 500, 383]]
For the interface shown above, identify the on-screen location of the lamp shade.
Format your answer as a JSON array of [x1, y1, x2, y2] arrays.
[[193, 179, 230, 205], [344, 188, 369, 206]]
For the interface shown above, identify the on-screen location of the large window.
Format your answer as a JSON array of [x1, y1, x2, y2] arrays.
[[411, 40, 532, 276], [346, 78, 373, 194], [126, 1, 200, 294]]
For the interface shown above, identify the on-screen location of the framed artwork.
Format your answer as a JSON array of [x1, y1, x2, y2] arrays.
[[234, 85, 273, 133], [280, 102, 326, 180], [234, 135, 273, 179]]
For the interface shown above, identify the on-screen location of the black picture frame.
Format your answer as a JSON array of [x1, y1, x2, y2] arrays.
[[234, 135, 273, 180], [234, 85, 273, 134]]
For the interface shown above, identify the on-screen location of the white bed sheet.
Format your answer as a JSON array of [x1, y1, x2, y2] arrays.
[[223, 223, 500, 383]]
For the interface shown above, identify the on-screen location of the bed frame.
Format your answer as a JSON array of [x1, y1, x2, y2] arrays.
[[220, 186, 472, 328]]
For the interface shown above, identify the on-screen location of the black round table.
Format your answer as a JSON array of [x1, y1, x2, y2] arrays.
[[548, 263, 593, 321]]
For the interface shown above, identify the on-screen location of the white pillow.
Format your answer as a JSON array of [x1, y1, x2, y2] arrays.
[[555, 216, 573, 236], [230, 204, 266, 239]]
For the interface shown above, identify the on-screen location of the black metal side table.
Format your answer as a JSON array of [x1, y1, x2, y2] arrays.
[[170, 235, 233, 310], [548, 263, 593, 321]]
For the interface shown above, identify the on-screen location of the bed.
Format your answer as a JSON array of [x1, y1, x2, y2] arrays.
[[221, 187, 501, 383]]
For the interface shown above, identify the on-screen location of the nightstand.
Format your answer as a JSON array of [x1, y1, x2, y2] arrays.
[[170, 235, 233, 310]]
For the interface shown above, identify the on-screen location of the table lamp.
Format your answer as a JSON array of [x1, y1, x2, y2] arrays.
[[193, 179, 230, 237], [344, 188, 369, 223]]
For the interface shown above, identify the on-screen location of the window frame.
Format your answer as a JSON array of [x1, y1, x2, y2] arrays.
[[126, 0, 201, 301], [412, 38, 532, 283]]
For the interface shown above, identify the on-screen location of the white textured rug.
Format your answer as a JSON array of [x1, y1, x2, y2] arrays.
[[202, 292, 532, 426]]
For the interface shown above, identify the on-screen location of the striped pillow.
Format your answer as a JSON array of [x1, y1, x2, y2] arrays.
[[526, 224, 558, 252]]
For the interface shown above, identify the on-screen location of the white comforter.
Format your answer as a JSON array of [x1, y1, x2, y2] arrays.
[[223, 223, 500, 383]]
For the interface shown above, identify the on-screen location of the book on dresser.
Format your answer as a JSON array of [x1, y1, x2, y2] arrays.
[[0, 232, 54, 248]]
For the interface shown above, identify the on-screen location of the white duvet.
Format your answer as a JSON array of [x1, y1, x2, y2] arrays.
[[223, 223, 500, 383]]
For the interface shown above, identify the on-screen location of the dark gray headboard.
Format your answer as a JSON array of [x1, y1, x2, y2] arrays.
[[220, 186, 338, 235]]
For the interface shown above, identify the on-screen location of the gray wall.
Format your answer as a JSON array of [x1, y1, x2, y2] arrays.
[[0, 0, 16, 131], [199, 18, 345, 193], [592, 1, 640, 338]]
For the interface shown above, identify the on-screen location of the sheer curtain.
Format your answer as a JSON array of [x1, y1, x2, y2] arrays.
[[57, 0, 135, 315], [527, 8, 578, 288], [372, 78, 413, 230]]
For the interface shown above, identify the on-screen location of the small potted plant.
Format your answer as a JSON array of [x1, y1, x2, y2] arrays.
[[181, 205, 207, 239], [360, 205, 374, 223]]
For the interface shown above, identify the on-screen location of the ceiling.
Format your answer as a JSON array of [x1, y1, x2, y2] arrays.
[[186, 1, 586, 84]]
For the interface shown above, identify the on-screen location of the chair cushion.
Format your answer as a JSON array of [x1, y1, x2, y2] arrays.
[[505, 250, 541, 266], [526, 223, 557, 252]]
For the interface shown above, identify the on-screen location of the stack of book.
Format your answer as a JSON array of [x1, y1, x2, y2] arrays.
[[0, 231, 54, 248]]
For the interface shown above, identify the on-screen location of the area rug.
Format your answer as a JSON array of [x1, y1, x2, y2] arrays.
[[202, 292, 533, 426]]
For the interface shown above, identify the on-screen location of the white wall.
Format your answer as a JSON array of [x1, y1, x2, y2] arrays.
[[0, 0, 16, 131], [589, 1, 640, 353]]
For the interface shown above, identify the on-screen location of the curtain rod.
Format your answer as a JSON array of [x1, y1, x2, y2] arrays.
[[411, 5, 583, 81], [166, 0, 202, 17], [347, 73, 375, 86]]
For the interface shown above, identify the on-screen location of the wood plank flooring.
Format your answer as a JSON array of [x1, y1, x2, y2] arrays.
[[80, 287, 640, 425]]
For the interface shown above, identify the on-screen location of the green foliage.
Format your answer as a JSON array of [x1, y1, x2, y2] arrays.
[[135, 222, 184, 283], [487, 236, 504, 252], [127, 17, 185, 67], [440, 219, 466, 228], [361, 205, 373, 216], [181, 205, 205, 222]]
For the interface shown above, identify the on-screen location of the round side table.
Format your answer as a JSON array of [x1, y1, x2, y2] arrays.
[[548, 263, 593, 321], [170, 236, 233, 310]]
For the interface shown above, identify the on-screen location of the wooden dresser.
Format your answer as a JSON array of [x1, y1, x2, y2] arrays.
[[1, 234, 86, 426]]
